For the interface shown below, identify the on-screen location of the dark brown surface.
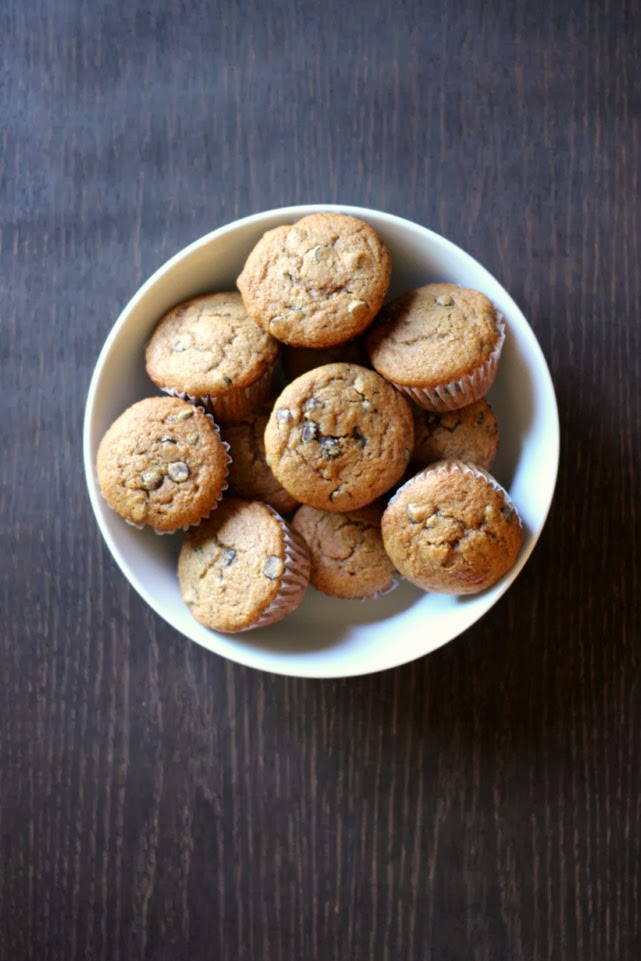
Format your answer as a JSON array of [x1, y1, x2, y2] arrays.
[[2, 1, 640, 959]]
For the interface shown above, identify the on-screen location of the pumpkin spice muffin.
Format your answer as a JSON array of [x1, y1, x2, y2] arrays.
[[292, 504, 395, 599], [411, 398, 499, 470], [381, 460, 523, 594], [96, 396, 230, 532], [221, 410, 299, 515], [264, 363, 414, 512], [367, 283, 505, 411], [145, 292, 279, 422], [178, 498, 311, 633], [237, 212, 391, 348]]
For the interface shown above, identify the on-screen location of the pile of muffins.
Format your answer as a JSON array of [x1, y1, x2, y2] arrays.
[[97, 212, 523, 634]]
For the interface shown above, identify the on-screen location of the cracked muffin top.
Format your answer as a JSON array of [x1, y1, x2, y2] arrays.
[[367, 283, 501, 387], [381, 460, 523, 594], [96, 396, 229, 532], [145, 292, 279, 398], [236, 212, 391, 348], [292, 504, 395, 599], [177, 498, 310, 633], [411, 398, 499, 470], [263, 363, 414, 512]]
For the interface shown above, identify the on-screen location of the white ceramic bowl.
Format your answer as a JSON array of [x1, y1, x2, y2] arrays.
[[83, 204, 559, 678]]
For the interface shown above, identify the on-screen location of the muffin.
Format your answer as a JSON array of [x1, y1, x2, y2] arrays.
[[178, 498, 310, 632], [381, 460, 523, 594], [367, 283, 505, 411], [292, 504, 395, 599], [145, 292, 279, 422], [237, 212, 391, 348], [221, 410, 299, 515], [96, 397, 230, 532], [264, 363, 414, 512], [411, 398, 499, 470]]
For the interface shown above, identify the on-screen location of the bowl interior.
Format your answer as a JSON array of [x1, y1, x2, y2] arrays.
[[84, 205, 559, 678]]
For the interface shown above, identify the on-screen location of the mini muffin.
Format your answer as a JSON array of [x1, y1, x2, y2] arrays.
[[411, 398, 499, 470], [281, 334, 370, 382], [145, 292, 279, 422], [292, 504, 395, 599], [237, 212, 391, 348], [264, 363, 414, 512], [367, 283, 505, 411], [381, 460, 523, 594], [221, 410, 299, 515], [178, 498, 310, 633], [96, 397, 230, 532]]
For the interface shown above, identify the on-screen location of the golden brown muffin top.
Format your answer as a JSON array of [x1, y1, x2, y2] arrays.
[[411, 398, 499, 470], [367, 283, 501, 388], [381, 461, 523, 594], [292, 504, 395, 599], [264, 363, 414, 512], [237, 213, 391, 348], [178, 498, 309, 633], [96, 397, 229, 532], [145, 292, 279, 397]]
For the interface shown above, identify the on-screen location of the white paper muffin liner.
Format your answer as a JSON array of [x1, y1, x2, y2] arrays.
[[388, 458, 521, 524], [373, 574, 400, 598], [101, 403, 231, 536], [160, 362, 277, 423], [309, 569, 400, 602], [352, 573, 399, 602], [246, 509, 312, 630], [394, 312, 506, 412]]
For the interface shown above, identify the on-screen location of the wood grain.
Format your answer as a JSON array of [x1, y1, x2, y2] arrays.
[[2, 0, 641, 958]]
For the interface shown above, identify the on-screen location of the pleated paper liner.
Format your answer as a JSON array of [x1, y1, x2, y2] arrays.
[[394, 313, 506, 413], [249, 509, 312, 630], [159, 362, 277, 423]]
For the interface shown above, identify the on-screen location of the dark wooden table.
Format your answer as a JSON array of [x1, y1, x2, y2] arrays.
[[2, 1, 640, 958]]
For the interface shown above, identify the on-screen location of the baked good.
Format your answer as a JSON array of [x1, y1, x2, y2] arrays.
[[177, 498, 310, 632], [96, 397, 229, 532], [292, 504, 395, 598], [381, 460, 523, 593], [367, 283, 505, 411], [237, 212, 391, 348], [145, 292, 279, 421], [411, 398, 498, 470], [221, 410, 299, 515], [264, 363, 414, 512]]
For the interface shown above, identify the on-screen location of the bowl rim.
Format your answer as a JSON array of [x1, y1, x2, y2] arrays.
[[83, 203, 560, 678]]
